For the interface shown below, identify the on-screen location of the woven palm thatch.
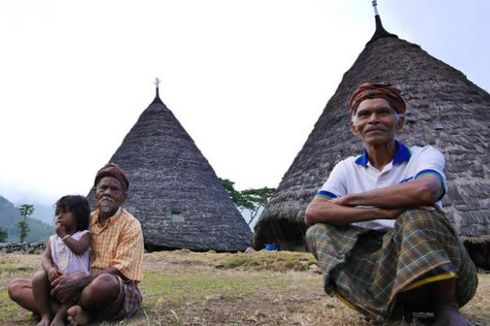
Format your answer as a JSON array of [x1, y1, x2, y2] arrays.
[[254, 15, 490, 268], [89, 88, 252, 252]]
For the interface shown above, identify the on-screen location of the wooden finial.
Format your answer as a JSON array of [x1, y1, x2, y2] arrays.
[[372, 0, 379, 16], [367, 0, 397, 44]]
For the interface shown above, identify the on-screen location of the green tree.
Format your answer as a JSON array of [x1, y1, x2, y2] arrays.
[[240, 187, 276, 225], [220, 178, 276, 225], [18, 204, 35, 243], [219, 178, 255, 210], [0, 226, 7, 242]]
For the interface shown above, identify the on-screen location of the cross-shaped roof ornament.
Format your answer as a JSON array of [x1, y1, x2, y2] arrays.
[[154, 77, 161, 88]]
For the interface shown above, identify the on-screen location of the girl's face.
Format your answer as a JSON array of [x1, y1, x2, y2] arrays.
[[56, 211, 77, 231]]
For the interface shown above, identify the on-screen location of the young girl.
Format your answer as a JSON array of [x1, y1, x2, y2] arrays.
[[32, 195, 91, 326]]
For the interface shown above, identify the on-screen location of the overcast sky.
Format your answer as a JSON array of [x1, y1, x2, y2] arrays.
[[1, 0, 489, 207]]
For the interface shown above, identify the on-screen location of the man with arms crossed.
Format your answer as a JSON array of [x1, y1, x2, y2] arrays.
[[9, 163, 144, 325], [305, 82, 477, 325]]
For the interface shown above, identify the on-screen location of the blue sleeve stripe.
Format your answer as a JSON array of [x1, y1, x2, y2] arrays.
[[415, 169, 446, 200], [317, 190, 337, 199]]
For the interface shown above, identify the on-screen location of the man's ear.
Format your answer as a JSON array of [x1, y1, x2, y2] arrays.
[[395, 115, 405, 131], [350, 119, 359, 136]]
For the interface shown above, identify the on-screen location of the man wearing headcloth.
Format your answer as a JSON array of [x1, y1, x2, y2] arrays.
[[305, 82, 477, 325], [8, 163, 144, 325]]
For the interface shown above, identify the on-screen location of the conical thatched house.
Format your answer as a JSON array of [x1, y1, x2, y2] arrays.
[[254, 7, 490, 268], [89, 84, 252, 252]]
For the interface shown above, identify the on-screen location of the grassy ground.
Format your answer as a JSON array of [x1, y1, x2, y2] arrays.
[[1, 250, 489, 325]]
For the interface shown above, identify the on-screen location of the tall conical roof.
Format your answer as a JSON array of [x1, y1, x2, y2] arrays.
[[90, 83, 252, 252], [254, 13, 490, 265]]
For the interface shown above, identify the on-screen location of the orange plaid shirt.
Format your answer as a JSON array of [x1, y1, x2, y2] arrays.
[[89, 208, 144, 282]]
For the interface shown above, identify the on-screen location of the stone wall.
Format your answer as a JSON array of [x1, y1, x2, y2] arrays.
[[0, 242, 46, 254]]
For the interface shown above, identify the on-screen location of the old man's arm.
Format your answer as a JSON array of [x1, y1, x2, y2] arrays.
[[50, 267, 125, 304], [335, 146, 446, 209], [305, 195, 402, 225], [335, 173, 443, 209]]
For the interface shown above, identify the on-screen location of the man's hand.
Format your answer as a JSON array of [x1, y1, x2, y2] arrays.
[[331, 196, 405, 219], [50, 272, 87, 303], [47, 266, 62, 283]]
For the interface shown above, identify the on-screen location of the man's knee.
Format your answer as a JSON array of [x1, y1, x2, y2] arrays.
[[80, 273, 120, 305], [31, 270, 47, 285], [8, 278, 31, 301], [396, 209, 436, 229], [305, 223, 329, 256], [394, 209, 456, 244], [305, 223, 328, 240]]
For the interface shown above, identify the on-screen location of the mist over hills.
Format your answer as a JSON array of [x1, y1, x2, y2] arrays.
[[28, 203, 55, 226], [0, 195, 53, 243]]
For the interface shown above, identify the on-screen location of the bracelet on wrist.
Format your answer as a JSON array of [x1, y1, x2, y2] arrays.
[[62, 234, 71, 241]]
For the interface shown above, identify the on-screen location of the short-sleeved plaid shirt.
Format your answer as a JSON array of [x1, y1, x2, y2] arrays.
[[90, 208, 144, 282]]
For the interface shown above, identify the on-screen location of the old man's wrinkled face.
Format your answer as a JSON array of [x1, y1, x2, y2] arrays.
[[351, 98, 404, 146], [95, 176, 126, 217]]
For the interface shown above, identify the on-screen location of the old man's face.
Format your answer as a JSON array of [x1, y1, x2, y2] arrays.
[[351, 98, 404, 146], [95, 176, 126, 217]]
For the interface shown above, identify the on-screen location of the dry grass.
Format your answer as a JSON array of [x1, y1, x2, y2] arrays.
[[1, 251, 489, 325]]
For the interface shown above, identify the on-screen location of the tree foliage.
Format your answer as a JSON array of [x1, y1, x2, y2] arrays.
[[220, 178, 255, 210], [220, 178, 276, 225], [18, 204, 35, 243]]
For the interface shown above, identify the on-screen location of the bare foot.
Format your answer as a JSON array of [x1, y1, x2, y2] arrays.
[[50, 312, 66, 326], [66, 305, 90, 326], [433, 304, 473, 326], [37, 314, 52, 326]]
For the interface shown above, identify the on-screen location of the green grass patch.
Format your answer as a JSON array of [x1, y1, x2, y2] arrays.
[[140, 268, 264, 307], [217, 251, 318, 272], [0, 286, 31, 324]]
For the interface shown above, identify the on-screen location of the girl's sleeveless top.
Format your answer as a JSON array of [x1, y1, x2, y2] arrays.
[[49, 230, 90, 274]]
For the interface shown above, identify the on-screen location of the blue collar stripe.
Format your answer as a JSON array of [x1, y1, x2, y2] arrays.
[[355, 141, 411, 167], [317, 190, 337, 199]]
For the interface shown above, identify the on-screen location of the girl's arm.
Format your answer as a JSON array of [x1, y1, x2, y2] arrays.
[[62, 232, 91, 255], [42, 240, 61, 282]]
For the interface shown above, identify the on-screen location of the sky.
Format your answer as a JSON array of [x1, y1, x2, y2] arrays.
[[1, 0, 489, 207]]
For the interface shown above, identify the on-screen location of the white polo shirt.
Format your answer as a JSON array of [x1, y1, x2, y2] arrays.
[[317, 141, 447, 230]]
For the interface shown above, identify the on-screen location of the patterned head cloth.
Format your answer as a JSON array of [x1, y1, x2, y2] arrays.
[[94, 163, 129, 191], [349, 82, 406, 115]]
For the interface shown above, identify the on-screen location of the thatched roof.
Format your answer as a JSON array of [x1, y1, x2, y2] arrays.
[[89, 87, 252, 252], [254, 14, 490, 255]]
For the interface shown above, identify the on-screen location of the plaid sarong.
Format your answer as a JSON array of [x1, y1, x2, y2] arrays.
[[97, 277, 143, 321], [305, 209, 478, 322]]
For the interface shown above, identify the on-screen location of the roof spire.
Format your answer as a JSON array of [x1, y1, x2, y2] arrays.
[[152, 77, 163, 104], [372, 0, 379, 16], [367, 0, 398, 45]]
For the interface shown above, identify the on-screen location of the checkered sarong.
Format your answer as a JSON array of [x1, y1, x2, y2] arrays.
[[305, 209, 478, 322], [97, 278, 142, 321]]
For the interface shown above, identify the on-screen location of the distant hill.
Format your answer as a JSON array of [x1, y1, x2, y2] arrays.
[[0, 196, 53, 243]]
